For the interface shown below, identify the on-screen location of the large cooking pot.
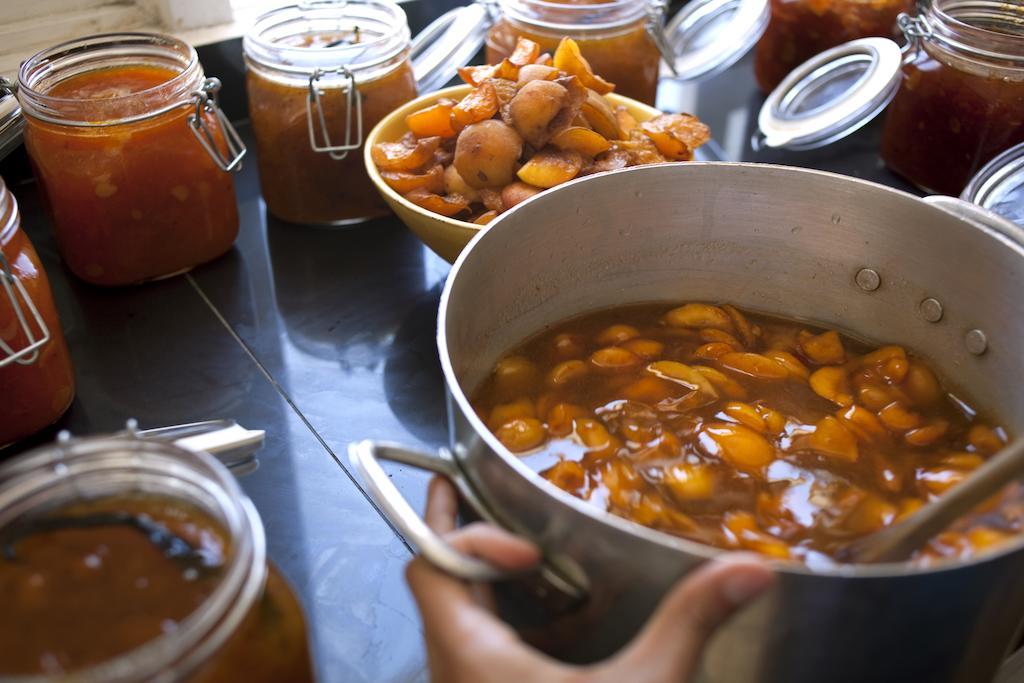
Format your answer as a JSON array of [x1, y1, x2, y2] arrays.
[[350, 163, 1024, 682]]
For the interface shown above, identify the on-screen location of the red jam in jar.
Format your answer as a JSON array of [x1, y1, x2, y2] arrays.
[[0, 177, 74, 447], [17, 34, 243, 286]]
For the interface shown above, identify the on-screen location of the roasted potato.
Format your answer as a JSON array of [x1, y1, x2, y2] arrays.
[[454, 120, 524, 189], [509, 80, 569, 148]]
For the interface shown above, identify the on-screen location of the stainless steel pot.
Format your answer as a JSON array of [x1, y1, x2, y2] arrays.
[[351, 163, 1024, 682]]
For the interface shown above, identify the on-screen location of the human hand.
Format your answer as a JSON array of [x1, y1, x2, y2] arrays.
[[406, 477, 775, 683]]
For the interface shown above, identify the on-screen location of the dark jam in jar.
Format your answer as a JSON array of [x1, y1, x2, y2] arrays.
[[879, 13, 1024, 196], [0, 495, 314, 681], [754, 0, 914, 93]]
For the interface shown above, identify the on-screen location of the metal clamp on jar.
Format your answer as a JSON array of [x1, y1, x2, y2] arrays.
[[410, 0, 770, 107], [754, 0, 1024, 202], [14, 33, 246, 287], [0, 175, 75, 448]]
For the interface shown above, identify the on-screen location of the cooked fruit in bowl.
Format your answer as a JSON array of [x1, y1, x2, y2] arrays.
[[365, 37, 711, 261]]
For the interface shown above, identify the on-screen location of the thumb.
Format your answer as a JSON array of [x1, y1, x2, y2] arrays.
[[603, 554, 774, 682]]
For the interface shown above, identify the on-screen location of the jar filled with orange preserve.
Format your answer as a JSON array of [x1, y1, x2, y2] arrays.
[[880, 1, 1024, 196], [0, 429, 315, 682], [244, 1, 418, 225], [486, 0, 662, 104], [14, 34, 245, 287], [0, 176, 74, 447], [754, 0, 915, 92]]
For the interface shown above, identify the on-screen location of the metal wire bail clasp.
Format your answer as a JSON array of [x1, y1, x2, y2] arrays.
[[898, 13, 931, 58], [0, 253, 50, 369], [645, 0, 680, 77], [307, 67, 363, 161], [188, 78, 247, 173]]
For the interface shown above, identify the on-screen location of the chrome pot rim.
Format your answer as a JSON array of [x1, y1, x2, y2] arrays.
[[437, 161, 1024, 581]]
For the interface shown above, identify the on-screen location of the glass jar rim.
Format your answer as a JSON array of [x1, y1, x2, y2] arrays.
[[17, 32, 205, 127], [925, 0, 1024, 65], [243, 0, 411, 78], [0, 433, 267, 683], [498, 0, 650, 32]]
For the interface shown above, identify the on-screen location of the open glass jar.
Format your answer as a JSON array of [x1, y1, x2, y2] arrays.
[[756, 0, 1024, 198], [753, 0, 915, 93], [486, 0, 662, 104], [244, 1, 418, 226], [14, 33, 245, 287], [0, 429, 315, 682], [0, 176, 74, 448], [415, 0, 770, 105]]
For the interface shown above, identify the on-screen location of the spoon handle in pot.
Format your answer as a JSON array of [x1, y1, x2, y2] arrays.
[[846, 437, 1024, 563]]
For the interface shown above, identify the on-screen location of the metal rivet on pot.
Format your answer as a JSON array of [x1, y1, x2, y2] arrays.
[[965, 329, 988, 356], [855, 268, 881, 292], [919, 298, 943, 323]]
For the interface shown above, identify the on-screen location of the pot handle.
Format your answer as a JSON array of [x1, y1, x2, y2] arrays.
[[349, 440, 519, 582], [924, 196, 1024, 244]]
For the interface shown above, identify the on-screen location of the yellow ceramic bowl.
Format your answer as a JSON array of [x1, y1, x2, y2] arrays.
[[364, 84, 662, 263]]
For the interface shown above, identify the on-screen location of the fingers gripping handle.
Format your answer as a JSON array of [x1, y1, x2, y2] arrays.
[[348, 440, 515, 582]]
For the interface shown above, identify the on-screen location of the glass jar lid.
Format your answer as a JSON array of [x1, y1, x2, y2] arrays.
[[757, 36, 904, 150], [660, 0, 771, 81], [962, 142, 1024, 227]]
